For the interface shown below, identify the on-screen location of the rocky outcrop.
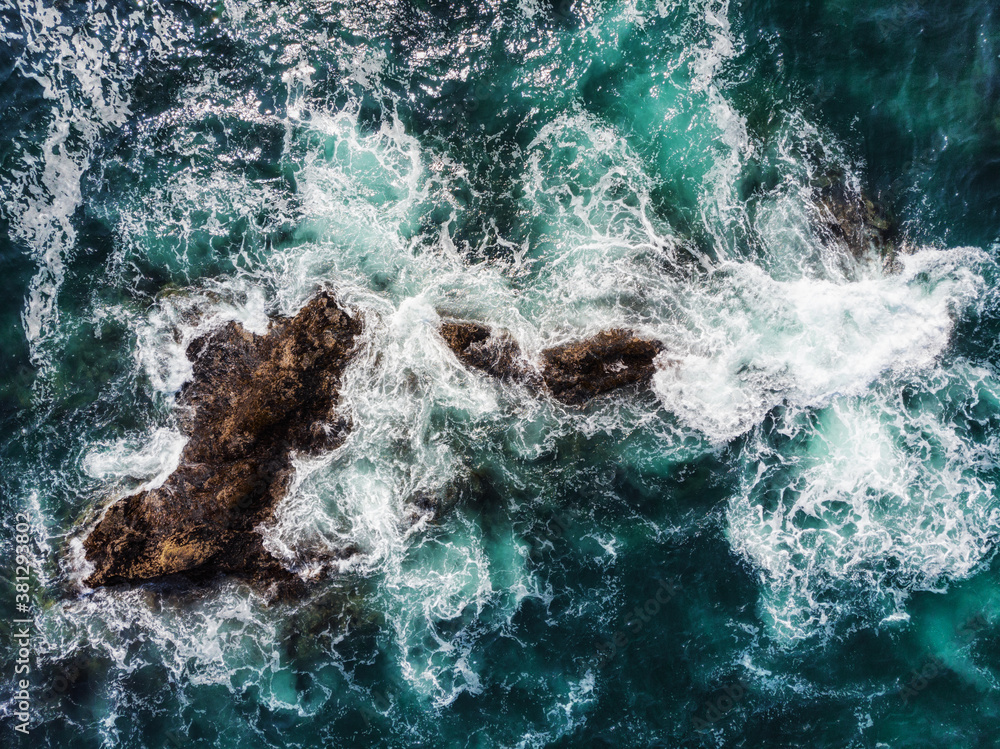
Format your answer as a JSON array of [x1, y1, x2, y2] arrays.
[[83, 291, 362, 588], [540, 329, 664, 405], [439, 321, 663, 405], [439, 321, 526, 380]]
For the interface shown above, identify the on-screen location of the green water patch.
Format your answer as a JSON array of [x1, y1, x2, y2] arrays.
[[741, 0, 1000, 248]]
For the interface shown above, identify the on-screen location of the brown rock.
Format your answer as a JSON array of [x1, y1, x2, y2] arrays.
[[439, 320, 526, 380], [439, 320, 663, 406], [83, 291, 362, 588], [541, 329, 663, 405]]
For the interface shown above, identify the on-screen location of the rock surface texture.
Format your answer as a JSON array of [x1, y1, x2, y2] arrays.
[[540, 329, 664, 404], [440, 322, 663, 405], [83, 291, 361, 588], [439, 320, 526, 381]]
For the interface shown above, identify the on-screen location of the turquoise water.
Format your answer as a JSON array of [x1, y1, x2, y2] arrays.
[[1, 0, 999, 746]]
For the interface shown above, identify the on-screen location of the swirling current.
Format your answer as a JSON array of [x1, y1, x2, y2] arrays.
[[2, 1, 1000, 747]]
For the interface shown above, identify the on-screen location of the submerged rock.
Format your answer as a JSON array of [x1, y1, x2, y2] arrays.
[[83, 291, 362, 588], [814, 180, 899, 267], [439, 321, 663, 405], [540, 329, 664, 405]]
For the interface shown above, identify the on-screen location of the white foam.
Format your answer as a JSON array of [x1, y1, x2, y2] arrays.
[[653, 248, 988, 442], [84, 424, 186, 482], [728, 361, 1000, 642], [260, 296, 498, 575]]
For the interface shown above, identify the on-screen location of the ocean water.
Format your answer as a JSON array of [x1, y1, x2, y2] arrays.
[[1, 0, 999, 746]]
